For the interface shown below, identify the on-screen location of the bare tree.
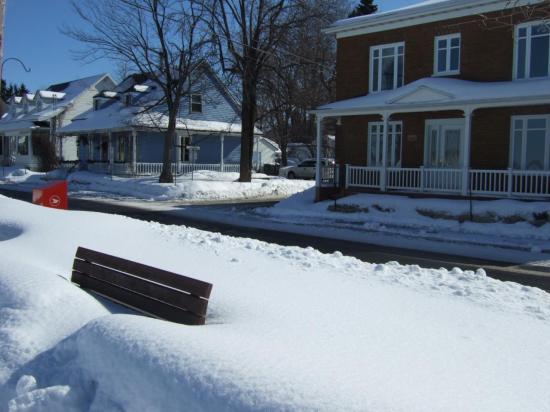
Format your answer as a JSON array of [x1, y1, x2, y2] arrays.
[[204, 0, 310, 182], [65, 0, 209, 183], [258, 0, 349, 166]]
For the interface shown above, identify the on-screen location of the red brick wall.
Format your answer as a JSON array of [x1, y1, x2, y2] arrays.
[[336, 4, 550, 100]]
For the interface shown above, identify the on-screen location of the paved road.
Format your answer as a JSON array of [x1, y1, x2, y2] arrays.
[[2, 187, 550, 291]]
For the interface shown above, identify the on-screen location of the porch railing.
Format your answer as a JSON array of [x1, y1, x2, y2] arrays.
[[135, 162, 240, 176], [344, 165, 550, 198]]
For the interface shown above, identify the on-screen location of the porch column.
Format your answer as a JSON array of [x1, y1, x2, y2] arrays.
[[108, 132, 114, 174], [220, 134, 225, 172], [315, 114, 323, 200], [131, 129, 137, 175], [380, 113, 390, 191], [461, 108, 473, 196]]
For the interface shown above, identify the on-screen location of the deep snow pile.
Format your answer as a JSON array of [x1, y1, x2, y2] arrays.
[[0, 168, 313, 202], [256, 188, 550, 253], [1, 196, 550, 411]]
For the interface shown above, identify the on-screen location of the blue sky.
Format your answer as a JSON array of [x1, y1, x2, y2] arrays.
[[4, 0, 418, 91]]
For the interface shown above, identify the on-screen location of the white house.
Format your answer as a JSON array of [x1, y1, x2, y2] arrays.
[[0, 74, 116, 170]]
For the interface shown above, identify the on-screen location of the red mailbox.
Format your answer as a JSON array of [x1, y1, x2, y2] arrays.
[[32, 180, 68, 210]]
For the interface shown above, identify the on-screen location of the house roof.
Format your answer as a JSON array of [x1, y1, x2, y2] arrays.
[[311, 77, 550, 116], [0, 73, 113, 134], [326, 0, 544, 37]]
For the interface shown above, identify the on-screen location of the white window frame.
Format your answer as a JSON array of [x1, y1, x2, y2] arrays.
[[367, 121, 403, 167], [509, 114, 550, 170], [433, 33, 461, 76], [513, 20, 550, 80], [369, 42, 405, 93]]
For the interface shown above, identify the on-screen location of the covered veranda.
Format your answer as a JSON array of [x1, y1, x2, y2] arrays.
[[311, 77, 550, 200]]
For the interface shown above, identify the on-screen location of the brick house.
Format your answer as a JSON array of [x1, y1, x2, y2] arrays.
[[311, 0, 550, 200]]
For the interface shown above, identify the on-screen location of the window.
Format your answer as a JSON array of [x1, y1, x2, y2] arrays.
[[510, 116, 550, 170], [424, 119, 464, 168], [181, 135, 192, 162], [299, 160, 316, 167], [370, 43, 404, 93], [124, 94, 132, 106], [17, 136, 29, 155], [93, 99, 100, 111], [190, 94, 202, 113], [116, 135, 128, 162], [515, 21, 550, 80], [367, 121, 402, 166], [434, 34, 460, 75]]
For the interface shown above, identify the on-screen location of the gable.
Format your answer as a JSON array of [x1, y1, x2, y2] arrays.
[[389, 86, 454, 105]]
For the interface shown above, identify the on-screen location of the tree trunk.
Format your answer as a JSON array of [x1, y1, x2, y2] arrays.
[[159, 111, 176, 183], [239, 73, 257, 182]]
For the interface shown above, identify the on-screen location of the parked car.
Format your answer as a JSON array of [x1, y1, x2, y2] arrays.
[[279, 158, 335, 179]]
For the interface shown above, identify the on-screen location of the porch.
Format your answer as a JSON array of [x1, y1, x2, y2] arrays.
[[312, 77, 550, 200]]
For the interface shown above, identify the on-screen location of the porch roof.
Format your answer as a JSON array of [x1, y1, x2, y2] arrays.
[[311, 77, 550, 118]]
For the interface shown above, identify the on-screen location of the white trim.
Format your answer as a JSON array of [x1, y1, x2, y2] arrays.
[[327, 0, 545, 38], [369, 42, 405, 93], [433, 33, 461, 76], [513, 20, 550, 81]]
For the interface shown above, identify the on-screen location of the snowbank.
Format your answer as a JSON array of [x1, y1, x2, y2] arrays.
[[255, 189, 550, 252], [1, 196, 550, 411], [0, 168, 313, 202]]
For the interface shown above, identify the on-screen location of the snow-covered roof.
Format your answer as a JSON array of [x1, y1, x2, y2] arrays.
[[312, 77, 550, 116], [326, 0, 543, 37], [133, 85, 149, 93], [38, 90, 66, 99], [0, 73, 113, 133]]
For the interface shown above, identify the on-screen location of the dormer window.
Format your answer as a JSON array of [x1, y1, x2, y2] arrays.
[[190, 94, 202, 113], [370, 42, 404, 93], [434, 33, 460, 76], [94, 100, 100, 111], [515, 21, 550, 80], [124, 94, 132, 106]]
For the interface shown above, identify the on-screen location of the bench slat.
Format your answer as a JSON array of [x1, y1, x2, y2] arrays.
[[76, 247, 212, 299], [73, 259, 208, 316], [72, 271, 206, 325]]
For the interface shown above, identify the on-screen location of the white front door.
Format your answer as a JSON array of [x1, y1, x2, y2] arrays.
[[425, 119, 464, 168]]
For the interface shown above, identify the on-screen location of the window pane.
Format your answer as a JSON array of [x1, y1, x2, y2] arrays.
[[373, 49, 379, 58], [450, 37, 460, 47], [382, 47, 394, 57], [514, 119, 523, 130], [397, 55, 404, 87], [450, 48, 460, 71], [398, 45, 404, 54], [394, 134, 402, 167], [527, 118, 546, 129], [437, 39, 446, 49], [372, 58, 379, 92], [517, 38, 526, 79], [17, 136, 28, 155], [532, 24, 549, 36], [437, 49, 447, 72], [518, 27, 527, 37], [530, 35, 550, 77], [381, 56, 395, 90], [513, 131, 523, 169], [444, 129, 461, 167], [429, 129, 438, 166], [525, 129, 546, 170]]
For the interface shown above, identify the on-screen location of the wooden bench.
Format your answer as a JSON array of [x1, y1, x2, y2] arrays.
[[71, 247, 213, 325]]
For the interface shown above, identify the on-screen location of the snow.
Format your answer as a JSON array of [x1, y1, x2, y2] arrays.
[[1, 195, 550, 411], [0, 168, 313, 202], [38, 91, 66, 100], [313, 77, 550, 115], [257, 189, 550, 251]]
